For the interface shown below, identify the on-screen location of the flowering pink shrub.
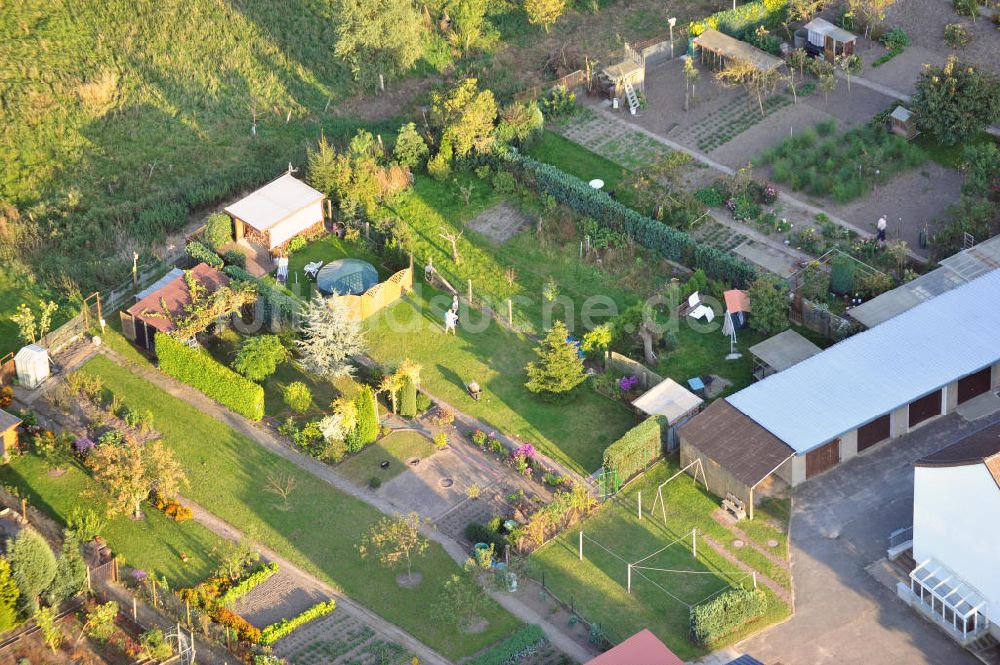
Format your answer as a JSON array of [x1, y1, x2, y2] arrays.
[[618, 375, 639, 392], [513, 443, 536, 459], [762, 184, 779, 205], [74, 436, 96, 455]]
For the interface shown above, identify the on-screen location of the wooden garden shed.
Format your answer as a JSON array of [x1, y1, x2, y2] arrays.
[[803, 18, 857, 62], [0, 409, 20, 461], [692, 28, 785, 73], [224, 173, 325, 254], [122, 263, 231, 351], [889, 106, 918, 140], [630, 378, 703, 450]]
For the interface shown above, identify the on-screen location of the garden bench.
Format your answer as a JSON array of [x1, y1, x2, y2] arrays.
[[722, 493, 747, 521]]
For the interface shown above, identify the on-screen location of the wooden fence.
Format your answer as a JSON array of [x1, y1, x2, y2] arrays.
[[515, 69, 589, 103], [334, 266, 413, 321], [605, 351, 663, 389], [0, 353, 14, 386]]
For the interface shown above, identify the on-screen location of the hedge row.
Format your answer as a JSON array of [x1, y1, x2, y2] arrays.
[[259, 599, 336, 646], [690, 587, 768, 647], [689, 0, 789, 39], [602, 416, 667, 483], [498, 152, 757, 288], [223, 265, 301, 325], [155, 333, 265, 421], [186, 240, 224, 269], [466, 624, 546, 665], [218, 562, 279, 607]]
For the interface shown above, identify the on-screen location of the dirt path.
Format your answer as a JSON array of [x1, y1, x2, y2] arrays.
[[700, 534, 792, 607], [180, 497, 449, 665], [98, 347, 599, 663]]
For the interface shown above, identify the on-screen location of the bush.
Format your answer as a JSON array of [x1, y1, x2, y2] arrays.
[[602, 416, 666, 483], [287, 236, 307, 254], [399, 375, 418, 417], [427, 141, 453, 181], [203, 212, 233, 250], [881, 27, 910, 52], [541, 86, 577, 118], [466, 624, 546, 665], [222, 249, 246, 268], [694, 187, 726, 207], [496, 151, 757, 287], [368, 476, 382, 489], [232, 335, 288, 382], [223, 265, 300, 326], [185, 240, 223, 269], [218, 562, 279, 606], [465, 522, 507, 552], [393, 122, 430, 169], [690, 587, 768, 647], [353, 385, 379, 450], [944, 23, 972, 48], [689, 0, 789, 39], [213, 606, 262, 644], [155, 334, 264, 421], [953, 0, 980, 17], [283, 382, 312, 414], [259, 600, 336, 645], [415, 391, 432, 414]]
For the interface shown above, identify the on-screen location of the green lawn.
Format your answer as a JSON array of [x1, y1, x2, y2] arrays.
[[0, 454, 222, 587], [336, 430, 437, 487], [0, 266, 76, 357], [364, 287, 634, 473], [78, 355, 519, 659], [525, 131, 630, 191], [914, 131, 997, 169], [530, 460, 791, 659]]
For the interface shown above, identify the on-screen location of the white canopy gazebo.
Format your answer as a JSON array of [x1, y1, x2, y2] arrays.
[[910, 557, 989, 642]]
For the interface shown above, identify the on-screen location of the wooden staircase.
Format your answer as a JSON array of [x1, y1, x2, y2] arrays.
[[622, 77, 639, 115]]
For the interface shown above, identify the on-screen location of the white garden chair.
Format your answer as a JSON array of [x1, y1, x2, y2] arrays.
[[304, 261, 323, 279]]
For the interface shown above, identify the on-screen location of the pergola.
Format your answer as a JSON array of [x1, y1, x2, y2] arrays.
[[748, 329, 821, 382], [692, 28, 785, 72], [910, 558, 989, 641]]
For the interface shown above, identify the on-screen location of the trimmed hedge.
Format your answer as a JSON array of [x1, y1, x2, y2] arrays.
[[259, 599, 336, 645], [399, 375, 418, 417], [223, 265, 301, 325], [690, 587, 768, 647], [466, 624, 546, 665], [498, 152, 756, 288], [602, 416, 666, 483], [689, 0, 789, 39], [218, 562, 279, 607], [186, 240, 224, 269], [155, 334, 265, 421]]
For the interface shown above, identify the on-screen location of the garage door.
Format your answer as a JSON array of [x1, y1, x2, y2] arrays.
[[806, 439, 840, 478], [958, 367, 992, 404], [908, 389, 942, 428], [857, 414, 891, 452]]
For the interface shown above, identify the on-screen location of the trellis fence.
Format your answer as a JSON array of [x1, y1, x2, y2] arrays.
[[605, 351, 663, 389], [333, 266, 413, 321]]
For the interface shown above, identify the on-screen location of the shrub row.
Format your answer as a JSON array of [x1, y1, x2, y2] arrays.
[[466, 624, 546, 665], [218, 562, 280, 607], [689, 0, 788, 39], [155, 334, 264, 421], [223, 265, 302, 325], [602, 416, 667, 484], [690, 587, 768, 647], [498, 152, 757, 287], [186, 240, 224, 269], [259, 599, 336, 646]]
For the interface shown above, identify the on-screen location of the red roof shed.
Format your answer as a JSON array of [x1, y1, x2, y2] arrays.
[[585, 629, 684, 665]]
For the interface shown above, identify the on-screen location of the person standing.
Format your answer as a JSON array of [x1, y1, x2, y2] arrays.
[[876, 215, 887, 243], [444, 308, 458, 335], [451, 294, 459, 314]]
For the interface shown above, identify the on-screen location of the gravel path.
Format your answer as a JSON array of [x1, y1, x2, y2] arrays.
[[99, 347, 598, 664]]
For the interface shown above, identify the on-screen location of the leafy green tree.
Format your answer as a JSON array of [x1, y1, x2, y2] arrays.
[[431, 573, 486, 630], [66, 507, 106, 544], [580, 323, 612, 357], [45, 532, 87, 607], [911, 57, 1000, 145], [306, 135, 379, 221], [357, 512, 429, 584], [90, 441, 187, 520], [0, 559, 21, 632], [203, 212, 233, 250], [399, 375, 418, 417], [232, 335, 289, 382], [431, 79, 498, 158], [333, 0, 426, 81], [961, 141, 1000, 198], [747, 276, 790, 336], [10, 301, 58, 345], [393, 122, 429, 168], [354, 385, 380, 448], [524, 0, 566, 32], [298, 296, 364, 380], [85, 601, 118, 642], [525, 321, 586, 395], [36, 606, 61, 652], [447, 0, 496, 54], [7, 528, 56, 618], [284, 382, 313, 414], [495, 102, 544, 145]]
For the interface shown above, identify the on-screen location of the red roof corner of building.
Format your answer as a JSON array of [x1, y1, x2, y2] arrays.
[[585, 629, 684, 665]]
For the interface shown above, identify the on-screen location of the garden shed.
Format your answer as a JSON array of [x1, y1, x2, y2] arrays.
[[803, 17, 857, 62], [888, 106, 918, 140], [0, 409, 21, 460], [631, 377, 703, 450], [692, 28, 785, 72], [14, 344, 49, 390], [749, 329, 821, 381], [679, 399, 795, 519], [224, 172, 325, 253], [122, 263, 231, 351]]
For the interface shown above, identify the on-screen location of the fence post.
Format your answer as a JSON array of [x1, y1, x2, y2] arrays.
[[579, 531, 583, 561], [692, 528, 697, 559], [467, 279, 473, 305], [638, 491, 642, 519], [627, 564, 632, 594], [133, 597, 137, 621], [21, 498, 27, 525], [507, 299, 513, 326]]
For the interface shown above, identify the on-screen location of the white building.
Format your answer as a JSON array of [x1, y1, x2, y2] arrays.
[[224, 172, 325, 252], [902, 423, 1000, 645]]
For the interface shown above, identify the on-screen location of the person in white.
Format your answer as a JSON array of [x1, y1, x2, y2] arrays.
[[876, 215, 887, 243], [444, 308, 458, 335]]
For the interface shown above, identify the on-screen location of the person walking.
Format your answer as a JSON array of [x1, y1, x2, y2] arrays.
[[876, 215, 887, 243]]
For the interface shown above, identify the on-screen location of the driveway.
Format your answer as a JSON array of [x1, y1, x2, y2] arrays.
[[738, 406, 1000, 665]]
